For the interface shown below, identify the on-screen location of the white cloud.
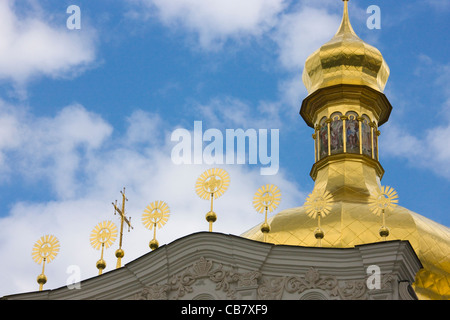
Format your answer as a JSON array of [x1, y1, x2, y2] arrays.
[[272, 6, 340, 71], [270, 5, 340, 112], [193, 96, 283, 129], [129, 0, 288, 49], [0, 101, 113, 199], [125, 110, 163, 146], [425, 0, 450, 10], [277, 75, 307, 112], [127, 0, 340, 67], [0, 0, 97, 84], [382, 59, 450, 179], [124, 1, 341, 114], [382, 121, 450, 179]]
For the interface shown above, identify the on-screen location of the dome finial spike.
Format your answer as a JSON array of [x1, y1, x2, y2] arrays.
[[336, 0, 357, 37]]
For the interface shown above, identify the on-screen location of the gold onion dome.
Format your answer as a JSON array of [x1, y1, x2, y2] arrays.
[[302, 0, 389, 96], [242, 0, 450, 300]]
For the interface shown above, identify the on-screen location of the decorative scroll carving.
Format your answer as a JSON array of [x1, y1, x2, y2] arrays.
[[336, 280, 367, 299], [134, 258, 401, 300], [282, 267, 367, 300], [257, 277, 286, 300], [192, 256, 213, 277], [135, 283, 170, 300], [237, 271, 261, 288], [135, 257, 261, 300], [169, 269, 196, 298]]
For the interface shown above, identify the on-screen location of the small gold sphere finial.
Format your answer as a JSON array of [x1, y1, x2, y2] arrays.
[[115, 248, 124, 259], [206, 211, 217, 223], [314, 228, 325, 240], [37, 274, 47, 285], [96, 259, 107, 271], [379, 226, 390, 239], [260, 222, 271, 234], [149, 239, 159, 251]]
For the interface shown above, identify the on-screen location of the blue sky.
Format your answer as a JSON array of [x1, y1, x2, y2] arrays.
[[0, 0, 449, 296]]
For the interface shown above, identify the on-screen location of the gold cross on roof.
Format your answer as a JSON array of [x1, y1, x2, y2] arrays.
[[112, 187, 133, 268]]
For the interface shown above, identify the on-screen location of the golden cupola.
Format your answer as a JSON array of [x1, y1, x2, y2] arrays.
[[242, 0, 450, 300], [302, 0, 389, 97]]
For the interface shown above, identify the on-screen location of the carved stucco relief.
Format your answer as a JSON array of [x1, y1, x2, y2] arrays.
[[135, 257, 397, 300]]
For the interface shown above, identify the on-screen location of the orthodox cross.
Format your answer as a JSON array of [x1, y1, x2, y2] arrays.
[[112, 187, 133, 268]]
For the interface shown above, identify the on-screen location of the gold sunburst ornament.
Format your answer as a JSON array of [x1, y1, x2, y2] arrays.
[[253, 184, 281, 242], [90, 221, 118, 275], [32, 235, 60, 291], [142, 200, 170, 250], [369, 185, 399, 240], [304, 189, 334, 247], [195, 168, 230, 232]]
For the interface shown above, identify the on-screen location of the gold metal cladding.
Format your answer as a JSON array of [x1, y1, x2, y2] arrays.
[[90, 221, 118, 250], [253, 184, 281, 242], [32, 235, 60, 291], [300, 84, 393, 129], [310, 153, 384, 182], [196, 168, 230, 232], [241, 203, 450, 300], [112, 187, 133, 268]]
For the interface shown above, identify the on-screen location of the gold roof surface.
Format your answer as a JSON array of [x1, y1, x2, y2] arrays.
[[302, 1, 389, 95], [241, 202, 450, 300]]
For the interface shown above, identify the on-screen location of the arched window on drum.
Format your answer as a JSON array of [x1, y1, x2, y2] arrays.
[[329, 112, 343, 155], [361, 115, 372, 157], [318, 117, 328, 160], [345, 112, 360, 154], [372, 124, 379, 160]]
